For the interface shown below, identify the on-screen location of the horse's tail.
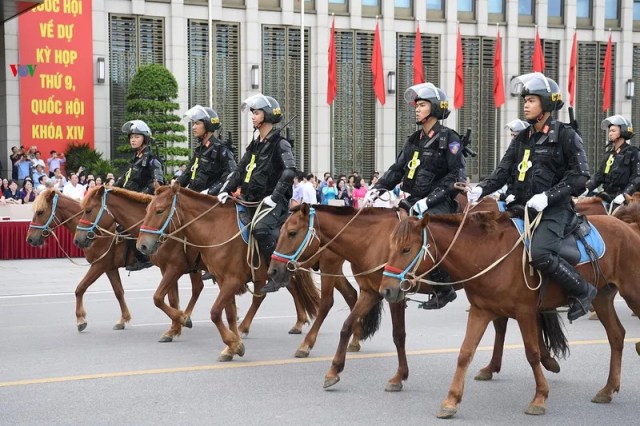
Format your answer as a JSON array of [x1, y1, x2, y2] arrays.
[[540, 310, 570, 360], [361, 298, 383, 341], [291, 271, 320, 320]]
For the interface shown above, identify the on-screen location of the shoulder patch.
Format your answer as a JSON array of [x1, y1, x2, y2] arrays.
[[448, 141, 461, 155]]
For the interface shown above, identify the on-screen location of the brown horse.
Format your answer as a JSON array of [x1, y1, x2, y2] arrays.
[[267, 202, 563, 391], [380, 212, 640, 417], [135, 182, 320, 361], [26, 190, 132, 331]]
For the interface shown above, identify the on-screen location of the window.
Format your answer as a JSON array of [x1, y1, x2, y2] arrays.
[[633, 45, 640, 126], [259, 0, 280, 10], [362, 0, 378, 5], [222, 0, 245, 6], [329, 0, 348, 14], [395, 33, 440, 157], [458, 0, 475, 21], [109, 15, 164, 161], [395, 0, 411, 6], [577, 0, 592, 27], [605, 0, 620, 28], [262, 26, 311, 172], [294, 0, 315, 12], [488, 0, 505, 22], [635, 0, 640, 30], [362, 0, 381, 16], [427, 0, 444, 20], [395, 0, 413, 18], [518, 0, 534, 24], [548, 0, 563, 25], [331, 30, 376, 179]]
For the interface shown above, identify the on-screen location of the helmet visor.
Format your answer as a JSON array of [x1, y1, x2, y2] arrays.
[[403, 83, 441, 106], [241, 94, 273, 112], [121, 120, 151, 136], [183, 105, 211, 122], [504, 119, 530, 133], [509, 72, 552, 97], [601, 114, 631, 130]]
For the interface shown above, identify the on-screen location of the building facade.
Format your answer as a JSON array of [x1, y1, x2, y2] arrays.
[[2, 0, 640, 181]]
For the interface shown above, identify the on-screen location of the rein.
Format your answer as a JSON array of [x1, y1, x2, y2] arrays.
[[76, 188, 113, 239], [29, 193, 83, 237]]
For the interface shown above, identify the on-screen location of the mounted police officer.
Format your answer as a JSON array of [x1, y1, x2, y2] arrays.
[[179, 105, 236, 195], [364, 82, 466, 309], [216, 94, 297, 293], [468, 72, 596, 321], [115, 120, 164, 271], [586, 115, 640, 206]]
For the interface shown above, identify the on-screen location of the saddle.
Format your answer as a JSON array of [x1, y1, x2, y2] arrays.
[[236, 204, 251, 244], [498, 202, 605, 266]]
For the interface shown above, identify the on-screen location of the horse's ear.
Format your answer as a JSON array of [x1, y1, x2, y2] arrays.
[[625, 193, 633, 203], [171, 180, 180, 194], [419, 214, 430, 228], [95, 185, 105, 197], [300, 202, 310, 216]]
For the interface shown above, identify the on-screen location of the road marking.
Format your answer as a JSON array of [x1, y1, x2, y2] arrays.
[[0, 337, 637, 388], [0, 287, 215, 299]]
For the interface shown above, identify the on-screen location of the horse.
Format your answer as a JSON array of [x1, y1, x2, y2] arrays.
[[26, 189, 132, 331], [267, 201, 563, 391], [380, 211, 640, 417], [135, 182, 320, 361]]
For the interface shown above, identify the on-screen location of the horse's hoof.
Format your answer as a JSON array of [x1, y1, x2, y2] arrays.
[[474, 370, 493, 381], [542, 357, 561, 374], [158, 335, 173, 343], [113, 323, 125, 330], [436, 404, 458, 419], [591, 392, 612, 404], [323, 376, 340, 389], [347, 343, 361, 352], [240, 331, 249, 338], [218, 353, 233, 362], [385, 382, 403, 392], [288, 327, 302, 335], [235, 342, 245, 357], [295, 348, 310, 358], [77, 322, 87, 332], [588, 312, 599, 320], [636, 341, 640, 356], [525, 404, 546, 415], [183, 317, 192, 328]]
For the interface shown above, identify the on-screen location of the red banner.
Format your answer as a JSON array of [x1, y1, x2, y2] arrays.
[[19, 0, 94, 155]]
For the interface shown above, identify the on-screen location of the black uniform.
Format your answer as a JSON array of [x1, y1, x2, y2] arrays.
[[115, 146, 164, 194], [177, 135, 236, 194], [586, 143, 640, 200], [376, 122, 466, 214], [222, 128, 297, 262]]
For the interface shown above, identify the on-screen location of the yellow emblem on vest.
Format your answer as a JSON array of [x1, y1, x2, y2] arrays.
[[517, 149, 532, 182], [604, 154, 615, 174], [407, 151, 421, 179], [123, 168, 132, 186], [244, 154, 256, 183], [190, 157, 199, 180]]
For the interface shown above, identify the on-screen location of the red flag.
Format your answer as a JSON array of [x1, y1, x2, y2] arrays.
[[327, 17, 337, 105], [454, 28, 464, 110], [602, 33, 613, 112], [568, 31, 577, 107], [412, 24, 424, 84], [532, 28, 545, 72], [371, 22, 385, 105], [493, 29, 505, 108]]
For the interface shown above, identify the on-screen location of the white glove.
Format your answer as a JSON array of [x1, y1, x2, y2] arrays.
[[505, 194, 516, 204], [263, 195, 277, 208], [467, 186, 483, 204], [411, 198, 428, 215], [363, 188, 380, 206], [612, 194, 625, 205], [526, 193, 549, 212], [200, 189, 209, 194], [218, 192, 230, 204]]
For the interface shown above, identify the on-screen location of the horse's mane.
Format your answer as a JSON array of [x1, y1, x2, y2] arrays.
[[291, 204, 397, 217], [81, 186, 152, 209], [613, 201, 640, 223], [33, 189, 78, 211]]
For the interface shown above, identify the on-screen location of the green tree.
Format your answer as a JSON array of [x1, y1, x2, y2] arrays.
[[65, 142, 116, 179], [118, 64, 189, 178]]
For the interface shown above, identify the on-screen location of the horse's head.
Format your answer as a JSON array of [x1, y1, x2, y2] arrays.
[[268, 203, 320, 287], [26, 189, 59, 246], [379, 215, 431, 303], [74, 186, 115, 248], [137, 181, 179, 255]]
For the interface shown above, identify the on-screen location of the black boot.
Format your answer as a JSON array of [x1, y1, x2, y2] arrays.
[[532, 255, 597, 322], [258, 235, 285, 294], [127, 249, 153, 271], [419, 268, 457, 310], [201, 271, 216, 283]]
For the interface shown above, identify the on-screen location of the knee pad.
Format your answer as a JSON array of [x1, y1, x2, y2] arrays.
[[530, 253, 559, 275]]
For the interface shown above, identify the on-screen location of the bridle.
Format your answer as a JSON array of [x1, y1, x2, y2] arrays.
[[271, 207, 319, 272], [139, 192, 178, 243], [29, 192, 59, 237], [76, 188, 113, 239], [382, 227, 431, 292]]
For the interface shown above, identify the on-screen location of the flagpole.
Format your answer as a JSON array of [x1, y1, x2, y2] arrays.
[[300, 0, 305, 170], [494, 23, 499, 169], [208, 0, 213, 108]]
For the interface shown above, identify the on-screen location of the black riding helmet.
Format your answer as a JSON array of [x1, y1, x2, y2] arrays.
[[183, 105, 221, 133], [121, 120, 152, 145], [241, 94, 283, 124], [601, 115, 634, 140], [510, 72, 564, 113], [403, 82, 450, 121]]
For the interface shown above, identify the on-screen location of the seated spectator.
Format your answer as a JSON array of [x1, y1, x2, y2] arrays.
[[301, 173, 318, 204], [47, 150, 66, 177], [52, 168, 67, 190], [321, 178, 338, 205], [105, 177, 116, 188], [95, 176, 103, 186], [35, 175, 48, 194], [352, 177, 368, 209], [32, 163, 47, 184], [20, 179, 36, 204], [1, 180, 22, 204], [174, 163, 187, 178], [85, 179, 96, 193], [63, 173, 86, 201], [0, 178, 9, 194]]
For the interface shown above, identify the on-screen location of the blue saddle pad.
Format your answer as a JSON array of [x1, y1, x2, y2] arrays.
[[497, 201, 605, 265], [236, 204, 251, 244]]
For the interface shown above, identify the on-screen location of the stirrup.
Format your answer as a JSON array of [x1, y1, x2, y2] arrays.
[[418, 289, 457, 310]]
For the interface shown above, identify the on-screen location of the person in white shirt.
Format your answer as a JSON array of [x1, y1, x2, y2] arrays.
[[62, 173, 86, 201], [301, 173, 318, 204]]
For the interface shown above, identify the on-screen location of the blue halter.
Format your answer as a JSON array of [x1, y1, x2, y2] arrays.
[[383, 227, 428, 288], [76, 188, 112, 239], [139, 193, 178, 240], [29, 193, 59, 236], [271, 208, 317, 271]]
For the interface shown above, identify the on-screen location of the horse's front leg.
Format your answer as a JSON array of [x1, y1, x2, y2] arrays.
[[210, 278, 245, 362], [152, 268, 189, 342], [104, 268, 131, 330], [74, 264, 109, 331], [385, 300, 408, 392], [515, 310, 549, 416], [438, 306, 493, 419], [183, 271, 205, 323], [475, 316, 508, 381], [296, 275, 337, 358], [324, 289, 381, 389], [590, 288, 624, 403], [238, 285, 265, 337]]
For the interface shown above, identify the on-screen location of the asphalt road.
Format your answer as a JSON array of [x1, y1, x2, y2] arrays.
[[1, 258, 639, 425]]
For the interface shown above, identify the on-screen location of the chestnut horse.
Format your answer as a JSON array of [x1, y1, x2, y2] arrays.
[[26, 190, 132, 331], [380, 212, 640, 418], [267, 201, 564, 391], [136, 182, 320, 361]]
